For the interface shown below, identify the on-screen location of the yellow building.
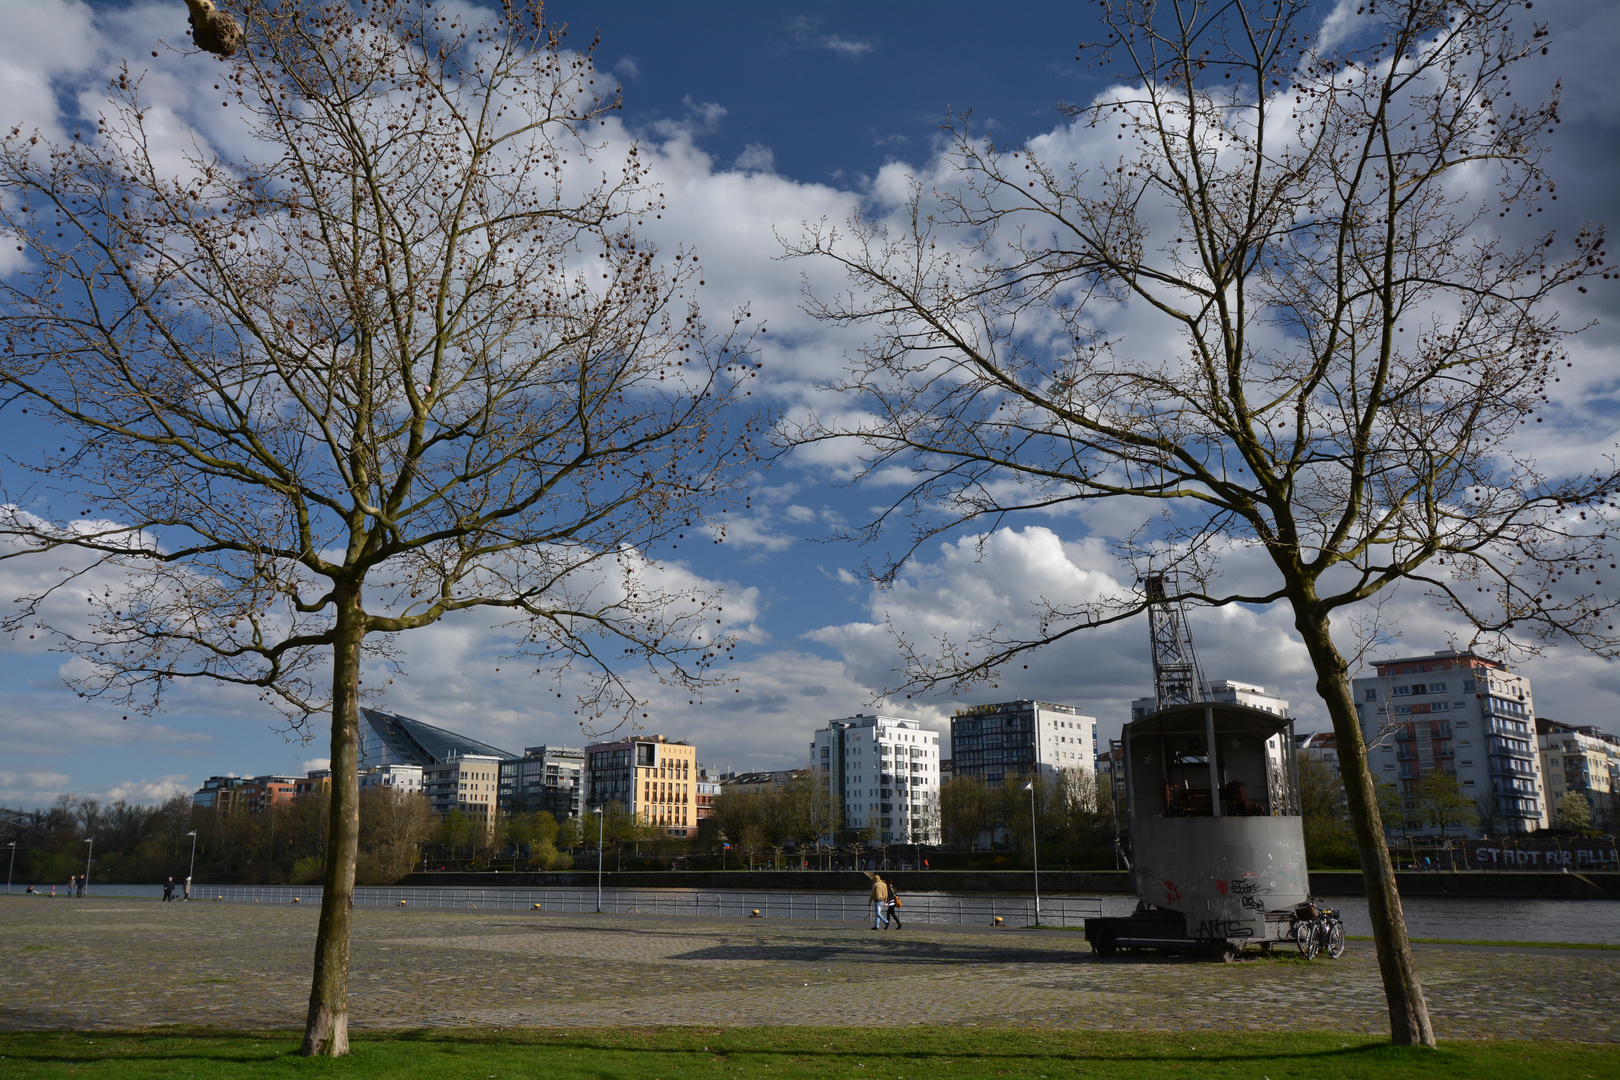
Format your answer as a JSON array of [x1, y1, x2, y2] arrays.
[[1537, 719, 1620, 831], [424, 753, 504, 833], [585, 735, 699, 836]]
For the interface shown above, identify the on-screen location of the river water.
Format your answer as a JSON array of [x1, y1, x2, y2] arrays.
[[28, 882, 1620, 945]]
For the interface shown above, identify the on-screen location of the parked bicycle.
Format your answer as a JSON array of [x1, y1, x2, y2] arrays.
[[1290, 901, 1345, 960]]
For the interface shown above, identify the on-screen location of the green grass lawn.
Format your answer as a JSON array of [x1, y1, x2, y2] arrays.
[[0, 1028, 1614, 1079]]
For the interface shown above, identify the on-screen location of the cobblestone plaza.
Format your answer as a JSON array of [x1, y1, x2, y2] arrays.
[[1, 897, 1615, 1040]]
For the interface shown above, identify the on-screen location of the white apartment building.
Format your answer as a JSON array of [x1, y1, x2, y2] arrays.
[[1537, 718, 1620, 832], [811, 713, 942, 844], [1352, 649, 1548, 835], [359, 763, 423, 794], [1294, 731, 1341, 777]]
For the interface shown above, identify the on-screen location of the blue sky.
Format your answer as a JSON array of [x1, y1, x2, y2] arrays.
[[1, 0, 1618, 808]]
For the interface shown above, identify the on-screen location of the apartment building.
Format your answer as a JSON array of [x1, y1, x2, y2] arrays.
[[586, 735, 699, 837], [1537, 718, 1620, 832], [192, 773, 302, 812], [695, 768, 720, 825], [423, 753, 504, 831], [498, 745, 584, 821], [1352, 649, 1548, 835], [358, 763, 423, 794], [811, 713, 942, 843], [1295, 731, 1341, 776], [950, 700, 1097, 787], [294, 770, 331, 799]]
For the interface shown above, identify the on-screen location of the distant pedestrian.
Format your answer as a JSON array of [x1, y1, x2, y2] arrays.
[[868, 874, 890, 930], [67, 875, 75, 897], [163, 878, 174, 902], [886, 886, 903, 930], [76, 875, 85, 897], [49, 885, 56, 897], [183, 875, 191, 901]]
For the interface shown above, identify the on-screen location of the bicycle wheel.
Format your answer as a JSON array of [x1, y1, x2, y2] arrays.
[[1293, 919, 1314, 957], [1326, 919, 1345, 959]]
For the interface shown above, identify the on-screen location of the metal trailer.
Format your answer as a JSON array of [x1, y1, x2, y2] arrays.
[[1085, 701, 1311, 961]]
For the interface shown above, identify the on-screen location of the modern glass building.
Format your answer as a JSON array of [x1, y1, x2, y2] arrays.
[[358, 708, 515, 769]]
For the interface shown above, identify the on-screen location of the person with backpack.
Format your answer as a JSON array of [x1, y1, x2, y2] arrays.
[[886, 885, 904, 930], [868, 874, 891, 930]]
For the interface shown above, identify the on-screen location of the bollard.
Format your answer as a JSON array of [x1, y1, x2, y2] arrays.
[[993, 915, 1004, 927]]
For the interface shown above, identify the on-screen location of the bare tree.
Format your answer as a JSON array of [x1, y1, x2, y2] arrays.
[[938, 774, 989, 865], [1, 0, 755, 1056], [785, 0, 1614, 1046]]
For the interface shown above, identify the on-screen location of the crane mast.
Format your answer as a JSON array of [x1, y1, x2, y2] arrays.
[[1145, 573, 1209, 712]]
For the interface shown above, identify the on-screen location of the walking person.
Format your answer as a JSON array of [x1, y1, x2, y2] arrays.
[[886, 884, 903, 930], [183, 875, 191, 901], [163, 878, 173, 902], [76, 874, 84, 897], [868, 873, 891, 930]]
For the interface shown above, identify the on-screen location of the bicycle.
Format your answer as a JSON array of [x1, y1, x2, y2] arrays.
[[1290, 902, 1345, 960]]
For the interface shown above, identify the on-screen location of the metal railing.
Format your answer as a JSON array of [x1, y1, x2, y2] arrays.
[[197, 884, 1103, 928]]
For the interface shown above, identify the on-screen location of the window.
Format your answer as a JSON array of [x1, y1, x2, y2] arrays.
[[1392, 686, 1411, 696], [1364, 689, 1378, 701], [1463, 679, 1476, 691]]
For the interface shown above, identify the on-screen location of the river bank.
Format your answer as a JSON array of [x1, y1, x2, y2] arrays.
[[400, 868, 1620, 899]]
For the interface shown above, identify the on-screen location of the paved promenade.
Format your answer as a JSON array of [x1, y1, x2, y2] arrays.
[[1, 896, 1615, 1040]]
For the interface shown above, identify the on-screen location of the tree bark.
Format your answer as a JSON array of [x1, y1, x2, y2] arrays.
[[301, 581, 364, 1057], [1295, 606, 1436, 1048]]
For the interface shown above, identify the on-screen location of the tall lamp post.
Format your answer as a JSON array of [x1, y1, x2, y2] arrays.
[[5, 841, 15, 894], [591, 807, 604, 913], [1022, 780, 1041, 926], [82, 838, 93, 896], [185, 829, 198, 901]]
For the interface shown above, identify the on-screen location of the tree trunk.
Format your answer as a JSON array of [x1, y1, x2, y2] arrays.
[[301, 582, 365, 1057], [1295, 607, 1436, 1047]]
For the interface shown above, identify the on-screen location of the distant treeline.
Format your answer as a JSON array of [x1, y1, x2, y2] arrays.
[[0, 790, 573, 886]]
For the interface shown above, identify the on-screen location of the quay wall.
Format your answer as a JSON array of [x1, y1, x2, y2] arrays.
[[403, 868, 1620, 899]]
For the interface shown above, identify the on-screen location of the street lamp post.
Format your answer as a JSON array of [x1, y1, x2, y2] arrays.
[[185, 830, 198, 901], [1022, 780, 1041, 926], [591, 807, 604, 913], [82, 838, 93, 896], [4, 841, 15, 894]]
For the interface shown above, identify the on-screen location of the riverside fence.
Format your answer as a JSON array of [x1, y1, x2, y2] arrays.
[[196, 884, 1104, 928]]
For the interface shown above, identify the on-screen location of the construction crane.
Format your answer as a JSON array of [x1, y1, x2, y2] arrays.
[[1144, 573, 1209, 712]]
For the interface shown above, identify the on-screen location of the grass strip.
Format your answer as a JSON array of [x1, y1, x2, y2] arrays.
[[1346, 936, 1620, 950], [1, 1028, 1616, 1080]]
